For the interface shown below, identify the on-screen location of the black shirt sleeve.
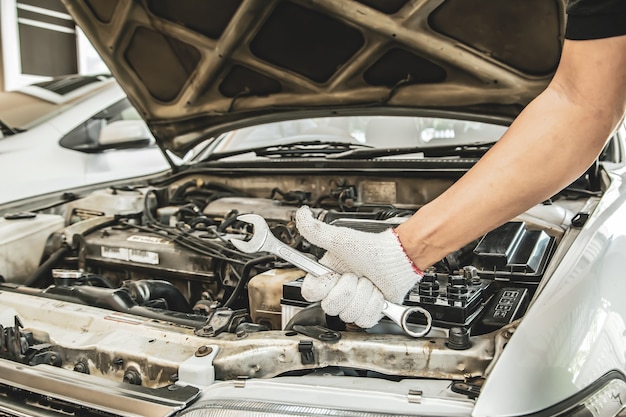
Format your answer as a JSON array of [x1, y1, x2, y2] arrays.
[[565, 0, 626, 40]]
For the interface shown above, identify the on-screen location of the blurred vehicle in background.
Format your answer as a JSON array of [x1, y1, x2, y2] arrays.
[[0, 75, 169, 204]]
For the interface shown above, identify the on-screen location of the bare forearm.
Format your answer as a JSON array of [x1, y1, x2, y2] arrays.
[[398, 90, 616, 268], [396, 37, 626, 269]]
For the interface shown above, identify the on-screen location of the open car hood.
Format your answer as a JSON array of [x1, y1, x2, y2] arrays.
[[62, 0, 565, 157]]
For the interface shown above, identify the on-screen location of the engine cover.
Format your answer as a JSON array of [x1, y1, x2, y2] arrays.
[[80, 225, 225, 304]]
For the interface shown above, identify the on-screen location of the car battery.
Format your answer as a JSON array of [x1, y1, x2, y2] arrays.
[[281, 278, 310, 329], [282, 271, 494, 330], [405, 271, 494, 329]]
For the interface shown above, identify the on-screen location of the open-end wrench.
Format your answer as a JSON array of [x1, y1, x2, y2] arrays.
[[230, 213, 432, 338]]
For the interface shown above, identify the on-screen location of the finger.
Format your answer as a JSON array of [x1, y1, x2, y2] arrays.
[[338, 277, 374, 324], [295, 206, 353, 253], [301, 272, 339, 302], [354, 287, 384, 328], [321, 273, 358, 316], [318, 252, 350, 274]]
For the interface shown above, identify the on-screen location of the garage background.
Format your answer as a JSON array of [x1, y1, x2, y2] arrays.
[[0, 0, 105, 91]]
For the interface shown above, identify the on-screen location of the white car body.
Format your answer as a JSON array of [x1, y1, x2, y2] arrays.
[[0, 76, 169, 204]]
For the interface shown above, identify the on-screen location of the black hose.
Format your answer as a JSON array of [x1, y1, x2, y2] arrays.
[[223, 255, 277, 308], [216, 210, 239, 232], [171, 179, 198, 202], [189, 216, 216, 230], [81, 273, 115, 288], [24, 246, 70, 288], [143, 187, 162, 225], [315, 194, 333, 208], [124, 280, 193, 313], [35, 285, 207, 328], [26, 216, 118, 288]]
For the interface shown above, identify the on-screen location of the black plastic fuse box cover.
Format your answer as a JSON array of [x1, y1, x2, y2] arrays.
[[473, 221, 555, 282]]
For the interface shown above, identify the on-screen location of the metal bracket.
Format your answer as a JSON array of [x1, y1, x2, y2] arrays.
[[195, 308, 249, 337], [178, 345, 219, 387], [407, 389, 423, 404], [292, 325, 341, 342], [298, 341, 315, 365]]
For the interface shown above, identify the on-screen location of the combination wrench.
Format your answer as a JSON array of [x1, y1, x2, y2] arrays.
[[230, 213, 432, 338]]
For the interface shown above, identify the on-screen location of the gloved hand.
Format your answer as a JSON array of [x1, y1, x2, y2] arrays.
[[295, 206, 423, 328]]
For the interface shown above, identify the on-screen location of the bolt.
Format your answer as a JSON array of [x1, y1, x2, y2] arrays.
[[319, 331, 340, 341], [123, 368, 142, 385], [503, 327, 516, 339], [113, 357, 124, 367], [73, 361, 89, 374], [195, 345, 213, 357]]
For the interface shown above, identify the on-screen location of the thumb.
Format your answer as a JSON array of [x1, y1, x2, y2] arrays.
[[295, 206, 351, 253]]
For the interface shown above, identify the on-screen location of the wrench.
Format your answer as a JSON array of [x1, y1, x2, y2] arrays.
[[230, 213, 432, 338]]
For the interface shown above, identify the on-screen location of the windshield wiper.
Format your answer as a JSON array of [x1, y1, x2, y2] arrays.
[[326, 143, 495, 160], [0, 118, 19, 136], [201, 140, 374, 162]]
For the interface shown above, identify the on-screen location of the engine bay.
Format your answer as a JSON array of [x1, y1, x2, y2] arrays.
[[0, 171, 589, 394]]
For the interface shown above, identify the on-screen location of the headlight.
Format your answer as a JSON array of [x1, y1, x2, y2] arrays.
[[180, 373, 626, 417], [179, 399, 417, 417], [546, 373, 626, 417]]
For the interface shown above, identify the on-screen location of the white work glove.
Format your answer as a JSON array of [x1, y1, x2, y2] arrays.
[[295, 206, 423, 328]]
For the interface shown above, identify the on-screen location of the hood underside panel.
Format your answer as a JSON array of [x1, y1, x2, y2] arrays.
[[62, 0, 564, 156]]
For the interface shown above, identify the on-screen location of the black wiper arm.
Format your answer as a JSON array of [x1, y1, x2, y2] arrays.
[[202, 140, 373, 162], [327, 143, 494, 160], [255, 140, 374, 157], [0, 118, 19, 136]]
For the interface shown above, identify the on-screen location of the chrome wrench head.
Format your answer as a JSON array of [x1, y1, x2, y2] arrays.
[[231, 213, 332, 276], [229, 214, 272, 253], [382, 302, 432, 338]]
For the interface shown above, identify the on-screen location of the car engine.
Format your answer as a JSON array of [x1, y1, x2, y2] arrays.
[[0, 172, 586, 396]]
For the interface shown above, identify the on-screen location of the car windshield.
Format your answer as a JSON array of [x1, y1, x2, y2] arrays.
[[206, 115, 508, 160]]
